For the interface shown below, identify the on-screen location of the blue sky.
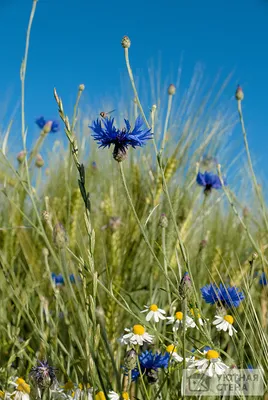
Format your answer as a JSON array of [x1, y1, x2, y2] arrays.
[[0, 0, 268, 171]]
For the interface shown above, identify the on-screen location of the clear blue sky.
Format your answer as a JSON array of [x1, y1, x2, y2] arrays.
[[0, 0, 268, 170]]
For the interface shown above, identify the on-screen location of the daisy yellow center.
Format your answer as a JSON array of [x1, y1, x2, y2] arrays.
[[16, 378, 30, 394], [224, 315, 234, 325], [206, 350, 219, 360], [149, 304, 158, 312], [175, 311, 183, 320], [95, 391, 106, 400], [166, 344, 177, 353], [190, 308, 201, 318], [122, 392, 129, 399], [133, 325, 145, 335]]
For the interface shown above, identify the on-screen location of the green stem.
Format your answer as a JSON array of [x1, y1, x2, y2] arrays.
[[124, 45, 189, 268], [119, 162, 176, 292], [217, 164, 267, 266], [124, 48, 158, 154], [162, 228, 172, 308], [159, 94, 173, 155], [237, 100, 268, 231], [20, 0, 38, 142]]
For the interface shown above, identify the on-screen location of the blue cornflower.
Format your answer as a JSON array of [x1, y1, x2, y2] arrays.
[[30, 360, 57, 389], [218, 283, 245, 308], [200, 283, 220, 305], [131, 351, 170, 382], [201, 283, 244, 308], [36, 116, 60, 133], [89, 116, 153, 161], [196, 171, 226, 194], [51, 273, 64, 286], [259, 272, 267, 286], [51, 273, 77, 286]]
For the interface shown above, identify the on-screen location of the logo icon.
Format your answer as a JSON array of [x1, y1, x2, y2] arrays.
[[188, 374, 210, 392]]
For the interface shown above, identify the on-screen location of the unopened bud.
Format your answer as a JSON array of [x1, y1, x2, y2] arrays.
[[53, 222, 68, 249], [159, 213, 168, 228], [109, 216, 122, 232], [35, 154, 44, 168], [42, 248, 49, 258], [79, 84, 85, 91], [168, 84, 176, 96], [179, 271, 192, 299], [235, 85, 244, 101], [124, 348, 137, 370], [199, 239, 207, 249], [243, 207, 249, 218], [121, 35, 131, 49], [43, 121, 53, 134], [17, 150, 26, 163]]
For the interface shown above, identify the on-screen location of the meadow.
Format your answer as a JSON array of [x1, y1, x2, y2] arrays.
[[0, 1, 267, 399]]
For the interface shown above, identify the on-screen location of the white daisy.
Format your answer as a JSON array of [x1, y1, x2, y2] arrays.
[[9, 378, 30, 400], [165, 344, 184, 362], [212, 315, 237, 336], [187, 349, 229, 377], [107, 391, 119, 400], [190, 308, 205, 326], [120, 325, 154, 346], [166, 311, 196, 331], [141, 304, 166, 322]]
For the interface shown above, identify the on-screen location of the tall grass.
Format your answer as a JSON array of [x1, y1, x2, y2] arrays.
[[0, 1, 267, 399]]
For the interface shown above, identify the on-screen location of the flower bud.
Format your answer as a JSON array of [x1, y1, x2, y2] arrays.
[[199, 239, 207, 249], [168, 84, 176, 95], [79, 84, 85, 91], [109, 216, 122, 232], [35, 154, 44, 168], [121, 35, 131, 48], [243, 207, 249, 218], [159, 213, 168, 228], [124, 348, 137, 370], [53, 222, 68, 249], [179, 271, 192, 299], [43, 121, 53, 134], [235, 85, 244, 101], [17, 150, 26, 163]]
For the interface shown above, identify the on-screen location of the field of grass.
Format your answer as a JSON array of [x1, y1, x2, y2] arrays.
[[0, 2, 267, 399]]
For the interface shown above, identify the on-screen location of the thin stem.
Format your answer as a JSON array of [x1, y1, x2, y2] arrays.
[[21, 0, 38, 142], [124, 48, 150, 129], [237, 100, 268, 231], [217, 164, 267, 266], [159, 94, 173, 155], [119, 162, 176, 292], [123, 46, 188, 268], [28, 131, 48, 165], [162, 228, 172, 308]]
